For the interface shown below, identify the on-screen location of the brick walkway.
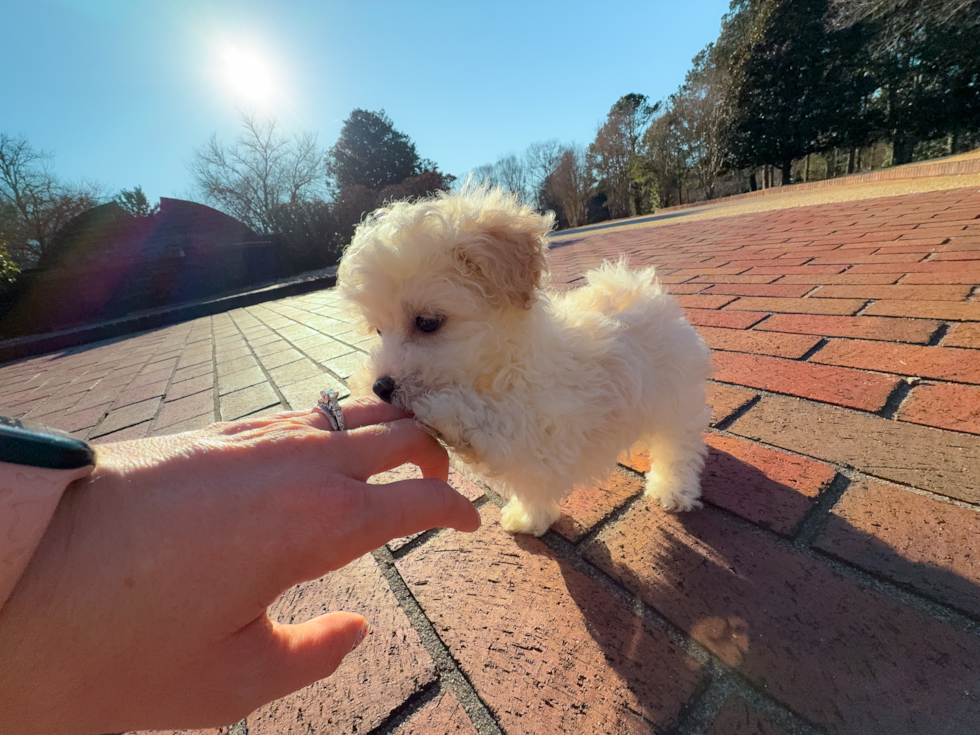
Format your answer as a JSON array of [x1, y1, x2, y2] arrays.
[[2, 186, 979, 734]]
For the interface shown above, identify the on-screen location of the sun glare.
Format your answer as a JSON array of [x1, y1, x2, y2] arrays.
[[218, 43, 277, 107]]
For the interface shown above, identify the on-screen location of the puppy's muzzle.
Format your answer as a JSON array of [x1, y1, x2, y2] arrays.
[[373, 376, 397, 403]]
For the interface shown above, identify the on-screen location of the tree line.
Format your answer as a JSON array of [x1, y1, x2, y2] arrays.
[[2, 0, 977, 294], [0, 108, 453, 290], [470, 0, 980, 227]]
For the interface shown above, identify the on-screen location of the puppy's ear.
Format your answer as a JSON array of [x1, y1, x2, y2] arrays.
[[451, 208, 553, 309]]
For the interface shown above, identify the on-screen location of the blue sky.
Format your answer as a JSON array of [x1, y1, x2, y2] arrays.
[[3, 0, 732, 203]]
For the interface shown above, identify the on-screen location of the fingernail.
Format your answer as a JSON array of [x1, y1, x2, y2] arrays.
[[351, 624, 369, 652]]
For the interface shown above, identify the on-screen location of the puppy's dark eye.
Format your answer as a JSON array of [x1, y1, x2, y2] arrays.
[[415, 315, 443, 334]]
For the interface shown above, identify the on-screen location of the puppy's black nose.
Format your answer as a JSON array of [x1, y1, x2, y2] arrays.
[[373, 376, 396, 403]]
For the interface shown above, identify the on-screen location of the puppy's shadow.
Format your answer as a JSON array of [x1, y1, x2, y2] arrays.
[[541, 450, 980, 734]]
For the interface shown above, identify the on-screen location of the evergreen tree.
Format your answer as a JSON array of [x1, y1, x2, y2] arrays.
[[326, 110, 429, 193]]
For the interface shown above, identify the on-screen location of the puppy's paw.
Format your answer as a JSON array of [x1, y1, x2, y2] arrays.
[[658, 493, 704, 513], [500, 497, 558, 537], [645, 471, 703, 513]]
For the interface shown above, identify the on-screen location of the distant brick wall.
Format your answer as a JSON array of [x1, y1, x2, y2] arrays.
[[0, 199, 284, 338]]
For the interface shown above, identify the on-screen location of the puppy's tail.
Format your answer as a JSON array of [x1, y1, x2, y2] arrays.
[[581, 259, 663, 316]]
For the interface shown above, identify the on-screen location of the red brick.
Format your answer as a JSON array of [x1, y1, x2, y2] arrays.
[[755, 313, 938, 343], [932, 250, 980, 261], [152, 391, 216, 431], [724, 297, 867, 316], [696, 326, 821, 359], [944, 323, 980, 348], [27, 402, 112, 434], [705, 697, 790, 735], [706, 383, 757, 425], [673, 294, 738, 310], [814, 478, 980, 617], [584, 503, 980, 734], [900, 271, 980, 284], [670, 267, 751, 277], [703, 433, 835, 534], [701, 284, 814, 298], [728, 395, 980, 504], [724, 258, 813, 269], [396, 504, 704, 734], [897, 382, 980, 434], [712, 352, 899, 411], [554, 470, 643, 541], [112, 379, 169, 409], [690, 274, 780, 284], [808, 252, 927, 265], [391, 690, 478, 735], [812, 340, 980, 384], [90, 420, 152, 445], [247, 555, 436, 735], [745, 265, 847, 275], [862, 299, 980, 321], [684, 308, 768, 329], [848, 260, 980, 274], [165, 372, 214, 401], [665, 283, 709, 294], [811, 284, 972, 301], [91, 397, 162, 438]]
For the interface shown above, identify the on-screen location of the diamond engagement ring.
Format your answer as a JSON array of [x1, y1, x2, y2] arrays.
[[315, 389, 345, 431]]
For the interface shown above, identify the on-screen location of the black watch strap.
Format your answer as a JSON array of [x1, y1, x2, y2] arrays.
[[0, 415, 95, 470]]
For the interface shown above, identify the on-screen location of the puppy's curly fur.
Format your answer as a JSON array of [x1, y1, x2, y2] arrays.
[[338, 187, 712, 536]]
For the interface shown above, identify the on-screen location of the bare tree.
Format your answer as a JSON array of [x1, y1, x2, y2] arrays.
[[588, 94, 655, 219], [0, 133, 102, 267], [524, 139, 563, 208], [546, 146, 593, 228], [189, 111, 325, 232]]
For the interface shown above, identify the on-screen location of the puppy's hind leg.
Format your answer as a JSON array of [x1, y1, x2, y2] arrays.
[[642, 407, 710, 512]]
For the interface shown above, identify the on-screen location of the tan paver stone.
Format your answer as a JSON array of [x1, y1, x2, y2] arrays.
[[397, 504, 704, 734], [277, 374, 348, 411], [323, 352, 368, 381], [728, 395, 980, 504], [220, 382, 279, 421], [217, 366, 266, 395], [267, 359, 323, 387], [584, 502, 980, 735], [814, 478, 980, 617], [215, 356, 259, 377], [246, 555, 436, 735]]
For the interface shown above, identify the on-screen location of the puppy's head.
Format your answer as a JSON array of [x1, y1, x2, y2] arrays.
[[337, 187, 554, 412]]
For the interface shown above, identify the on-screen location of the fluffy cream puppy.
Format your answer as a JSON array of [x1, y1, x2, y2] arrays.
[[337, 187, 712, 536]]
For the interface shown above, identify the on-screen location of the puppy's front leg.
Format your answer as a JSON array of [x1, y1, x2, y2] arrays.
[[411, 389, 508, 466]]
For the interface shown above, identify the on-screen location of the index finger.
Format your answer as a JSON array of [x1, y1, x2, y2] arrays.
[[321, 476, 482, 572], [338, 418, 450, 482]]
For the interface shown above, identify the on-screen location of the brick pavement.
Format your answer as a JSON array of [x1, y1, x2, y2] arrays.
[[2, 186, 980, 734]]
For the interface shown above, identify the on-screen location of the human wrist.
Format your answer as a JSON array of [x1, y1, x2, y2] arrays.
[[0, 461, 94, 607]]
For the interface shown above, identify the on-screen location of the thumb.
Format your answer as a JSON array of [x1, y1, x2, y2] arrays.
[[263, 612, 369, 697]]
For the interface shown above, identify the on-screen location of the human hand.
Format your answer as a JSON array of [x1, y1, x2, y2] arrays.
[[0, 399, 480, 735]]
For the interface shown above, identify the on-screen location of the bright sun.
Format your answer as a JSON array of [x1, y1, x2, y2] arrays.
[[219, 43, 276, 107]]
